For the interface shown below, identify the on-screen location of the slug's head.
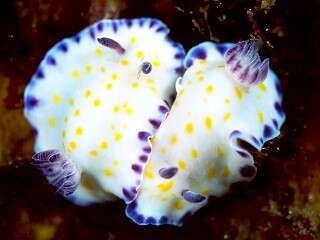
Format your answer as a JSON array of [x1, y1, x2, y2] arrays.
[[182, 40, 269, 88], [224, 40, 269, 86], [94, 18, 185, 102]]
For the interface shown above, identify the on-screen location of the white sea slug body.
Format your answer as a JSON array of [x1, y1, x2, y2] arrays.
[[126, 41, 285, 226], [24, 18, 185, 205]]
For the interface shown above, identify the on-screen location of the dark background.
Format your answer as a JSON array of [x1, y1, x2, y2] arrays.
[[0, 0, 319, 239]]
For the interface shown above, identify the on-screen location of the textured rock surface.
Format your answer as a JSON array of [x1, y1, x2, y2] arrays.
[[0, 0, 319, 239]]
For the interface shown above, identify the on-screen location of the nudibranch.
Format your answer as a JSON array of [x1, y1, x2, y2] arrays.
[[126, 40, 285, 226], [24, 18, 185, 205]]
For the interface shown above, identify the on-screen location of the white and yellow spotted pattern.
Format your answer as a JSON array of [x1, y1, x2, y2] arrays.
[[127, 42, 285, 226], [24, 18, 184, 205]]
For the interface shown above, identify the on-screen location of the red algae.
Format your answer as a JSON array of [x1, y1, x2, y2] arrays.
[[0, 0, 319, 239]]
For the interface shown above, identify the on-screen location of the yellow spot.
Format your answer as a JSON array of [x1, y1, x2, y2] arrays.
[[105, 82, 113, 90], [160, 195, 168, 201], [111, 73, 118, 80], [178, 159, 186, 170], [206, 84, 215, 94], [144, 169, 154, 179], [178, 89, 185, 97], [205, 116, 213, 129], [131, 82, 140, 88], [202, 189, 209, 196], [195, 70, 203, 75], [149, 86, 158, 94], [126, 108, 135, 116], [257, 111, 264, 123], [120, 59, 129, 66], [100, 141, 109, 149], [194, 179, 202, 187], [95, 47, 103, 56], [191, 148, 198, 159], [113, 105, 120, 113], [224, 98, 231, 104], [68, 98, 75, 106], [223, 112, 232, 122], [90, 150, 98, 157], [114, 132, 122, 141], [197, 76, 205, 82], [198, 60, 207, 66], [62, 130, 66, 138], [185, 122, 194, 134], [100, 66, 106, 73], [146, 78, 154, 85], [48, 117, 57, 127], [85, 65, 92, 73], [93, 98, 101, 107], [74, 109, 80, 117], [104, 168, 113, 176], [52, 95, 62, 105], [234, 87, 243, 100], [172, 101, 184, 111], [174, 200, 184, 210], [71, 70, 81, 78], [152, 60, 161, 68], [158, 181, 173, 192], [112, 160, 120, 166], [187, 80, 192, 85], [144, 162, 154, 179], [258, 82, 267, 92], [222, 166, 230, 177], [75, 127, 83, 136], [64, 116, 68, 123], [216, 147, 225, 157], [130, 36, 136, 44], [122, 101, 128, 108], [207, 167, 216, 178], [160, 147, 167, 154], [169, 135, 178, 145], [69, 141, 77, 150], [135, 51, 144, 59], [84, 89, 92, 98]]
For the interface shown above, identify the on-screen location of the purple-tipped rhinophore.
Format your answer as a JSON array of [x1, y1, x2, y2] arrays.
[[141, 62, 152, 74], [159, 167, 178, 179], [32, 150, 80, 197], [97, 37, 125, 54], [224, 40, 269, 86], [181, 190, 206, 203]]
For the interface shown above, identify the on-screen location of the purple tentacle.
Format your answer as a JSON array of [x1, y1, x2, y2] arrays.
[[32, 150, 80, 197], [224, 40, 269, 86], [181, 190, 206, 203], [159, 167, 178, 179], [97, 37, 125, 54]]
